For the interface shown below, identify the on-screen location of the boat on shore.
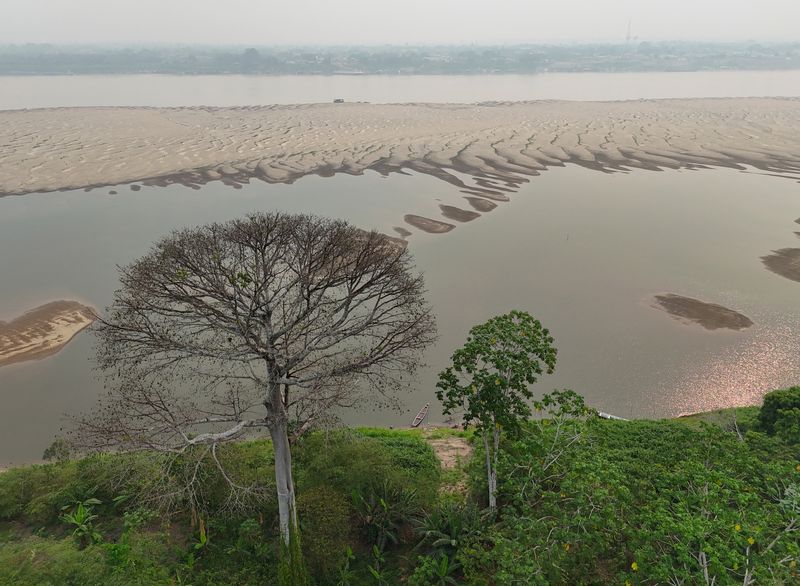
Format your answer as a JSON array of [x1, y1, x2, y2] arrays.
[[411, 403, 429, 428]]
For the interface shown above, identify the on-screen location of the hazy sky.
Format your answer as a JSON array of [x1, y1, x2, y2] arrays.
[[2, 0, 798, 45]]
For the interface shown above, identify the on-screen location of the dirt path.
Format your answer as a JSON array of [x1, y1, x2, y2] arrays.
[[422, 431, 473, 494], [426, 435, 473, 469]]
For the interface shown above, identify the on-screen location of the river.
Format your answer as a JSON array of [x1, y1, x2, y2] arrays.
[[1, 71, 799, 464], [2, 70, 800, 109]]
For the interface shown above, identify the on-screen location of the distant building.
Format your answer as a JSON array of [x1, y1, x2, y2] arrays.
[[333, 98, 345, 103]]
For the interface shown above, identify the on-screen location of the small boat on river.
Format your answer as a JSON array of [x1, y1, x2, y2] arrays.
[[411, 403, 429, 428]]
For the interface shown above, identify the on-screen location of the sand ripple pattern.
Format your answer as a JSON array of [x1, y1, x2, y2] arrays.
[[2, 99, 799, 231], [0, 301, 96, 367]]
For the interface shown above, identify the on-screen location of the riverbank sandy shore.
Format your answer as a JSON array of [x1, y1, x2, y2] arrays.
[[0, 301, 96, 367]]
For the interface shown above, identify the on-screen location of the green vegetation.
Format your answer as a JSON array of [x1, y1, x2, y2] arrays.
[[760, 386, 800, 443], [3, 291, 800, 586], [2, 391, 798, 584], [459, 415, 798, 584], [437, 310, 560, 510], [672, 405, 760, 432], [0, 429, 440, 585]]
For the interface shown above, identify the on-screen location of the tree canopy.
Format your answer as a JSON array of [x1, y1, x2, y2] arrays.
[[436, 310, 558, 510], [436, 310, 557, 434], [74, 211, 437, 579]]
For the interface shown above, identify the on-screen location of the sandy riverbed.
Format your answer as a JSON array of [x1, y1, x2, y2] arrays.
[[2, 100, 799, 230], [651, 294, 754, 331], [0, 301, 96, 367], [761, 248, 800, 282]]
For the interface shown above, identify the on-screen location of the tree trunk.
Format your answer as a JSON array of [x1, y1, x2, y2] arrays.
[[492, 424, 500, 506], [268, 398, 309, 585], [484, 431, 497, 510], [269, 417, 298, 545]]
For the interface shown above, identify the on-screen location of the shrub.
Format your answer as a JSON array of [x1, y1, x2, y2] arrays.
[[459, 418, 800, 585], [22, 464, 84, 525], [0, 535, 109, 586], [182, 518, 278, 586], [60, 498, 103, 548], [297, 485, 352, 583], [356, 428, 441, 478], [0, 467, 30, 520], [294, 431, 398, 497], [102, 530, 175, 585], [0, 453, 168, 526], [414, 499, 483, 559], [294, 429, 439, 505], [352, 480, 419, 551], [775, 407, 800, 444], [408, 554, 460, 585], [758, 386, 800, 435], [42, 438, 72, 464]]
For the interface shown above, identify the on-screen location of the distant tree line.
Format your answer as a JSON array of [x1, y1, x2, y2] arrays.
[[1, 42, 799, 75]]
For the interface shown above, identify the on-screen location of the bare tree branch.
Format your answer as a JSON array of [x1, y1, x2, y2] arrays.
[[71, 212, 437, 546]]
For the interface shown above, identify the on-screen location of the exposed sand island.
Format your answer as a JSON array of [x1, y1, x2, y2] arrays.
[[0, 301, 96, 367], [1, 99, 799, 235], [651, 294, 754, 331], [761, 248, 800, 283]]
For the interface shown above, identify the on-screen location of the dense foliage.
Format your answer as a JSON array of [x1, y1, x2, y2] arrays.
[[759, 386, 800, 443], [0, 429, 440, 585], [1, 389, 798, 584], [458, 417, 799, 584]]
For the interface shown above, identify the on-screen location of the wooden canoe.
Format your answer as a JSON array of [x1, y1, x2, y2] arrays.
[[411, 403, 429, 428]]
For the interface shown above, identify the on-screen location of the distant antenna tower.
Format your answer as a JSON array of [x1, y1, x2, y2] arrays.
[[626, 20, 632, 43]]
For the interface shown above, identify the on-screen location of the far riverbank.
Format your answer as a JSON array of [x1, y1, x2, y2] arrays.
[[2, 70, 800, 110]]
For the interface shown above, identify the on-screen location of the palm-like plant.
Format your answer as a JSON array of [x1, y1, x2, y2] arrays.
[[415, 500, 482, 558], [352, 481, 418, 552], [336, 545, 356, 586], [410, 553, 462, 586], [60, 498, 102, 548], [430, 555, 461, 585], [367, 545, 391, 585]]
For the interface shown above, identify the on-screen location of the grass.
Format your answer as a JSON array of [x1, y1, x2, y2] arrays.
[[670, 406, 760, 432]]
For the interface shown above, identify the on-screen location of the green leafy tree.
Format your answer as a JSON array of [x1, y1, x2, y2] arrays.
[[42, 437, 72, 464], [436, 310, 557, 510], [775, 407, 800, 444], [758, 386, 800, 435]]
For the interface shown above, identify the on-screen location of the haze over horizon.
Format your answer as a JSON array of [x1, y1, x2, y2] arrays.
[[3, 0, 799, 46]]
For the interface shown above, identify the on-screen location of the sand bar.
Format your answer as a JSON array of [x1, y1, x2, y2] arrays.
[[404, 214, 455, 234], [2, 99, 799, 199], [464, 197, 498, 212], [651, 294, 754, 331], [0, 301, 96, 367], [761, 248, 800, 283], [1, 99, 799, 234], [439, 205, 480, 222]]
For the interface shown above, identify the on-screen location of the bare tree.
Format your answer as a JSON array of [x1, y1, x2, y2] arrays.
[[74, 211, 436, 567]]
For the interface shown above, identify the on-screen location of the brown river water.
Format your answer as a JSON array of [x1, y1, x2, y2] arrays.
[[2, 70, 800, 464], [1, 164, 799, 465]]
